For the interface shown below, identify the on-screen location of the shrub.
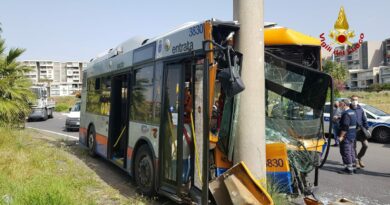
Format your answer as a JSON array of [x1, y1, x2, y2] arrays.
[[0, 31, 34, 127], [367, 83, 390, 92], [55, 103, 70, 112]]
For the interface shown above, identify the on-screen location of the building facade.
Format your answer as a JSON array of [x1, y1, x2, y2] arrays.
[[333, 41, 382, 71], [383, 38, 390, 66], [22, 60, 87, 96], [324, 40, 390, 89]]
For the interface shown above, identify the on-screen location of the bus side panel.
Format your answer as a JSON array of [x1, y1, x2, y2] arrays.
[[127, 121, 160, 172], [79, 90, 88, 146], [83, 112, 109, 158]]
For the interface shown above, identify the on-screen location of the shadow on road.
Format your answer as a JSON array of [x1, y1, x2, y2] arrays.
[[321, 161, 390, 178], [382, 143, 390, 148]]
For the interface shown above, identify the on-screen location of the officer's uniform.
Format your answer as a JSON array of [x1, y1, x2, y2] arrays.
[[351, 104, 369, 161], [339, 108, 357, 170]]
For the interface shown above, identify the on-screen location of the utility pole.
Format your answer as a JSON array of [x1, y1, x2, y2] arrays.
[[233, 0, 266, 183]]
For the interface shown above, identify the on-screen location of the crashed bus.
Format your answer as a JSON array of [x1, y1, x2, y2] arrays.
[[79, 19, 331, 204], [79, 19, 273, 204]]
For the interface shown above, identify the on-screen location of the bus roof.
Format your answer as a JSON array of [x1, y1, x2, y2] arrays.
[[265, 27, 320, 46], [84, 21, 205, 77]]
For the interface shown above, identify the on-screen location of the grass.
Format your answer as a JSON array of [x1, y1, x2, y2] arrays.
[[340, 91, 390, 113], [0, 128, 145, 205], [266, 177, 293, 205], [51, 96, 79, 112]]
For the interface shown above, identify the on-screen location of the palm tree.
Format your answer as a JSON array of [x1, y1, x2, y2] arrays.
[[0, 26, 34, 127]]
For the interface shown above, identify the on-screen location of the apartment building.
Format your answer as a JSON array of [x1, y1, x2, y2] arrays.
[[383, 38, 390, 66], [22, 60, 87, 96], [333, 41, 382, 71], [323, 40, 390, 89], [379, 66, 390, 84]]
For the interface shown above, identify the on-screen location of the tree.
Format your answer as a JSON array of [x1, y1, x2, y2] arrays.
[[0, 25, 34, 127], [322, 60, 348, 97]]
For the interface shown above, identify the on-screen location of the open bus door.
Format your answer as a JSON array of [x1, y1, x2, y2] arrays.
[[158, 60, 187, 198], [157, 56, 212, 203]]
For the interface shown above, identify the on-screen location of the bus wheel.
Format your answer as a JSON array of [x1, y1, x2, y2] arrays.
[[88, 126, 97, 157], [134, 144, 155, 196]]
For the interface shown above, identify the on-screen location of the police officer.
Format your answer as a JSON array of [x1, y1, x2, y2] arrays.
[[338, 99, 357, 174], [350, 95, 369, 168], [332, 101, 342, 146]]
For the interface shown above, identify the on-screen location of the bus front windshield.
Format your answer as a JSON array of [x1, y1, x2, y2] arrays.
[[265, 52, 331, 142], [266, 90, 322, 140]]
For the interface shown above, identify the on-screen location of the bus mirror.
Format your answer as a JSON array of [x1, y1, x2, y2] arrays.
[[217, 47, 245, 97]]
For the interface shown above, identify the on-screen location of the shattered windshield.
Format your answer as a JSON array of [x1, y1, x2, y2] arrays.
[[266, 90, 322, 140], [264, 51, 331, 173], [265, 52, 327, 141]]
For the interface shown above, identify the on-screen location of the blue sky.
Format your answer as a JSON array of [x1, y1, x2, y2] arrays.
[[0, 0, 389, 61]]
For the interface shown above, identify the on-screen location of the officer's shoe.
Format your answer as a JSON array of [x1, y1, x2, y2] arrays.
[[338, 168, 353, 175], [358, 159, 365, 168], [354, 163, 361, 169]]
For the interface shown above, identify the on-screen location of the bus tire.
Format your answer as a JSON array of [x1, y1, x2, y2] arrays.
[[88, 126, 97, 157], [134, 144, 155, 196]]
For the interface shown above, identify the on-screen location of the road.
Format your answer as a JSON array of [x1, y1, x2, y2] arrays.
[[26, 112, 78, 139], [316, 141, 390, 205], [27, 113, 390, 205]]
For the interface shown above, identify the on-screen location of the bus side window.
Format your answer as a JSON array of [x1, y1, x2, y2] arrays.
[[130, 65, 155, 123], [95, 78, 101, 90], [153, 62, 163, 124], [100, 77, 111, 115]]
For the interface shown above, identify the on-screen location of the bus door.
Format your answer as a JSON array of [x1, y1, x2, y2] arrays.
[[108, 74, 129, 167], [159, 56, 204, 198], [159, 61, 186, 194]]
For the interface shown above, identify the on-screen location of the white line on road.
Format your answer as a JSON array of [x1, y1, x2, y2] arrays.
[[27, 127, 79, 140]]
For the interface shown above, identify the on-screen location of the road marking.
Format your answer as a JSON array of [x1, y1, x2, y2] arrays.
[[26, 127, 78, 140]]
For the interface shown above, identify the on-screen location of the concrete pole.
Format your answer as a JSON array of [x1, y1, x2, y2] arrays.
[[233, 0, 266, 183]]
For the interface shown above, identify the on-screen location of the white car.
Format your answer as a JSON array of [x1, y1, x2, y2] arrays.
[[65, 101, 81, 131], [323, 102, 390, 143]]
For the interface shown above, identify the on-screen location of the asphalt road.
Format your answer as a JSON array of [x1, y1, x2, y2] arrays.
[[316, 141, 390, 205], [26, 112, 79, 140], [26, 113, 390, 204]]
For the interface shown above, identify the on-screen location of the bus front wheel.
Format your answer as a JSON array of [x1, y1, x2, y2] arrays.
[[88, 126, 97, 157], [134, 144, 155, 196]]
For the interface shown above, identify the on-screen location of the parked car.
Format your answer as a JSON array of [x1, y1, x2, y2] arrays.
[[65, 101, 81, 131], [324, 102, 390, 143]]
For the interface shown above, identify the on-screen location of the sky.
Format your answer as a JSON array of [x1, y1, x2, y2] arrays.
[[0, 0, 389, 62]]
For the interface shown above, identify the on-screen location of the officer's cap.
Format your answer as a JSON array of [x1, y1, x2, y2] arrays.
[[341, 98, 351, 105]]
